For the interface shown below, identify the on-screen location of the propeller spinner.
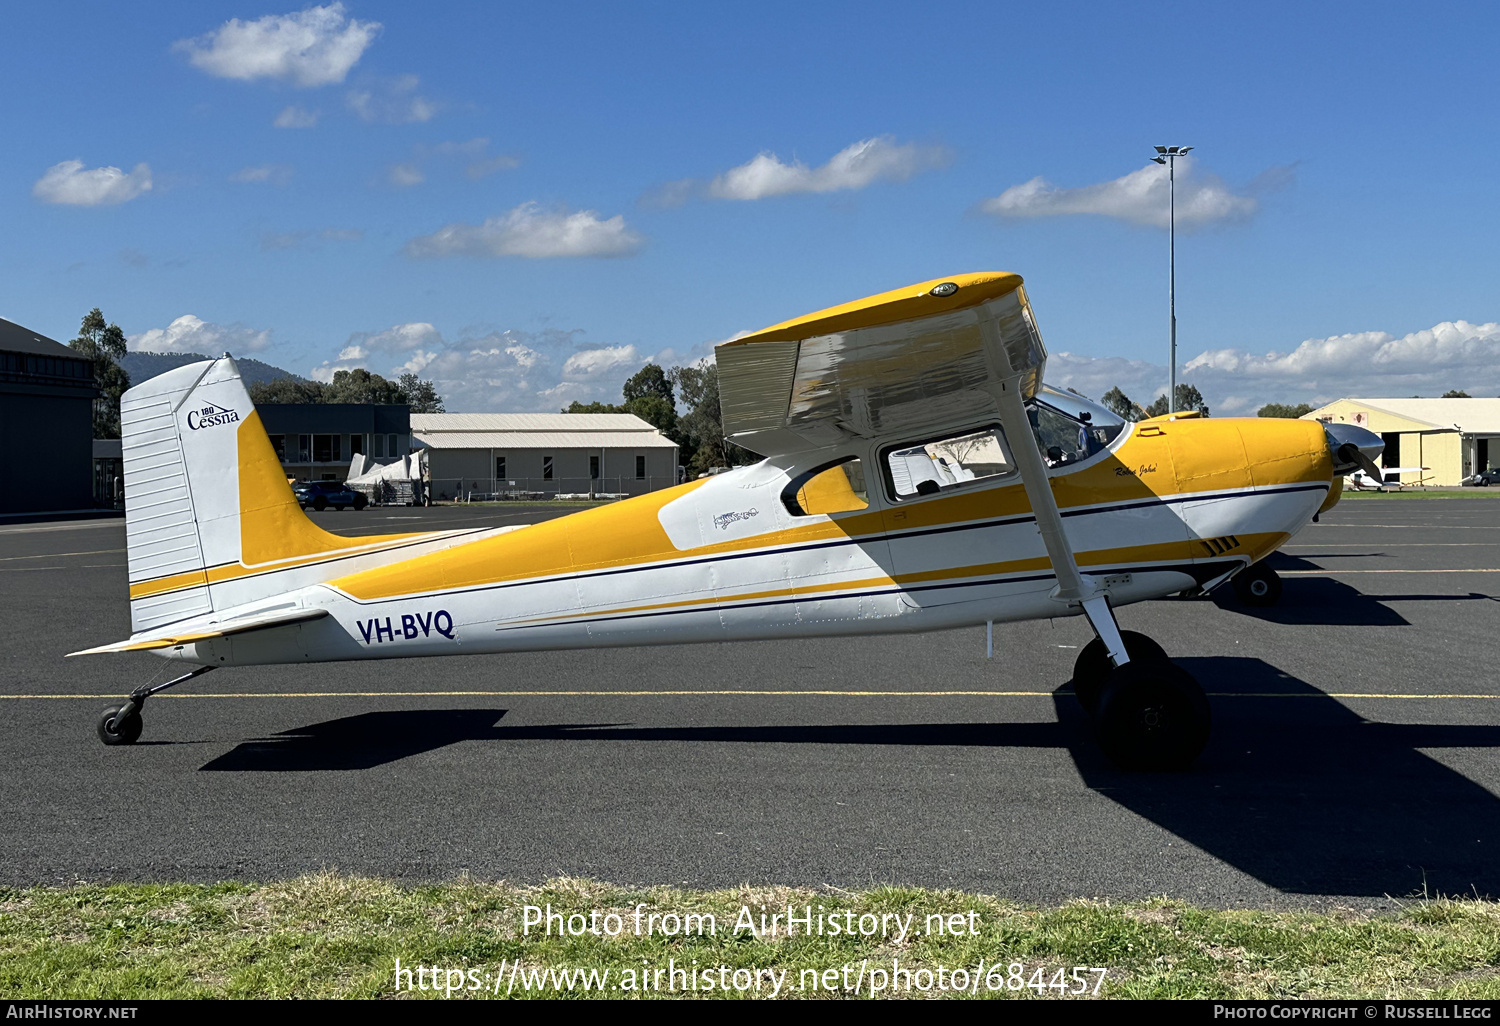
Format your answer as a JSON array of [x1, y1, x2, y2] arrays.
[[1323, 422, 1386, 482]]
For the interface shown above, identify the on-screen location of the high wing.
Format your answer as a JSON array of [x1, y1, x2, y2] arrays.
[[67, 606, 330, 656], [716, 272, 1046, 458]]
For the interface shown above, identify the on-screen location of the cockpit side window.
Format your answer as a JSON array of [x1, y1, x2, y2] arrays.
[[881, 426, 1016, 502]]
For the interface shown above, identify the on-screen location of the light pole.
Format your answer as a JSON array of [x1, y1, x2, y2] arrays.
[[1152, 145, 1192, 413]]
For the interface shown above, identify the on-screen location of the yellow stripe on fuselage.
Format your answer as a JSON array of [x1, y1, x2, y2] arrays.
[[321, 417, 1329, 605]]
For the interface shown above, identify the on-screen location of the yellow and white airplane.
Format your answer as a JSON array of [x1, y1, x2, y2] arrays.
[[73, 272, 1385, 770]]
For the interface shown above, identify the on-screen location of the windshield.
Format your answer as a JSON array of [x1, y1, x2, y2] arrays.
[[1026, 384, 1127, 467]]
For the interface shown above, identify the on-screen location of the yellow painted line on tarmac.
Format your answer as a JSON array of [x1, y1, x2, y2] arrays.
[[3, 690, 1495, 700], [0, 548, 124, 561], [1281, 568, 1500, 574]]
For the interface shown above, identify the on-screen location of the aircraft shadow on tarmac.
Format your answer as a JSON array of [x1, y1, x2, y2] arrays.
[[200, 658, 1500, 900], [1214, 552, 1410, 627]]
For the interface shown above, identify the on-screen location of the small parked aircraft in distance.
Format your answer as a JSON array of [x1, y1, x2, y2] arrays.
[[1346, 467, 1430, 491], [73, 272, 1385, 769]]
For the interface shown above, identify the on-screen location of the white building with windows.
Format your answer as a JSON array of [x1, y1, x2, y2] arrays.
[[410, 413, 680, 500]]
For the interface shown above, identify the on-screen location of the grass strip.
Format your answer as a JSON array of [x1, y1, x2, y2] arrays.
[[2, 876, 1498, 1000]]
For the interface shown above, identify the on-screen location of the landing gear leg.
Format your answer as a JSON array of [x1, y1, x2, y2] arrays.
[[96, 664, 215, 746], [1232, 562, 1283, 607]]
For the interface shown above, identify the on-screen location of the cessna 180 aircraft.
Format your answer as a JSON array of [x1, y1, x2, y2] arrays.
[[72, 272, 1386, 770]]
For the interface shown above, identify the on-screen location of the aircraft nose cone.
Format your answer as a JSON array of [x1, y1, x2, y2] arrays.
[[1323, 422, 1385, 476]]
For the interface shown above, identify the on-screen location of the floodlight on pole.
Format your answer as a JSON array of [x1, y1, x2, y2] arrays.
[[1152, 145, 1192, 413]]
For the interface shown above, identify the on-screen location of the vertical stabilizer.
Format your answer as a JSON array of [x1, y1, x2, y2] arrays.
[[120, 357, 437, 634], [120, 358, 246, 631]]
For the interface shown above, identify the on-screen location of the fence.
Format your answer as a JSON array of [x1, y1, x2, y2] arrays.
[[429, 475, 681, 503]]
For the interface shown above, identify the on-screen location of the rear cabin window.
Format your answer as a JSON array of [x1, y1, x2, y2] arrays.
[[883, 427, 1015, 501], [782, 458, 869, 516]]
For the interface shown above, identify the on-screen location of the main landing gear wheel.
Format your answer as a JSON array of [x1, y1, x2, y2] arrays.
[[96, 704, 143, 746], [1071, 631, 1169, 714], [1232, 563, 1283, 607], [1093, 660, 1211, 772]]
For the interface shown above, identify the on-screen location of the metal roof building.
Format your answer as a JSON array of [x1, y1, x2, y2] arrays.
[[410, 413, 679, 499], [1304, 397, 1500, 486]]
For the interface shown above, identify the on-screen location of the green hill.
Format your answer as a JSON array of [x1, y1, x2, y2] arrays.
[[121, 351, 304, 388]]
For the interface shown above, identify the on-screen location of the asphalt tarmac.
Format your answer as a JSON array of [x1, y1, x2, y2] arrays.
[[2, 497, 1497, 907]]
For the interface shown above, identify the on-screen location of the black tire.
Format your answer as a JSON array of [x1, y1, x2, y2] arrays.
[[1479, 478, 1490, 488], [97, 705, 142, 746], [1093, 661, 1210, 771], [312, 495, 328, 511], [353, 494, 367, 511], [1072, 631, 1169, 714], [1232, 563, 1282, 607]]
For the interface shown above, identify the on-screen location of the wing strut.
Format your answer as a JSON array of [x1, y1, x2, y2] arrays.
[[982, 336, 1131, 668]]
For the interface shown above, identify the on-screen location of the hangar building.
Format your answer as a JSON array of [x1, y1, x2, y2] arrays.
[[1304, 397, 1500, 486], [255, 403, 411, 482], [0, 317, 97, 516], [411, 413, 679, 500]]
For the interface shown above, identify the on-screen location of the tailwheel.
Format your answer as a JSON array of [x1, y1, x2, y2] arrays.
[[1093, 660, 1210, 771], [94, 664, 214, 747], [1232, 562, 1282, 607], [97, 704, 143, 746], [1071, 631, 1169, 714]]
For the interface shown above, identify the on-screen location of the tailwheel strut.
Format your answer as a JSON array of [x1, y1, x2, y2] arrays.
[[96, 665, 215, 746]]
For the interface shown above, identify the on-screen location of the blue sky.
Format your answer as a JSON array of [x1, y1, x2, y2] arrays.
[[4, 1, 1497, 413]]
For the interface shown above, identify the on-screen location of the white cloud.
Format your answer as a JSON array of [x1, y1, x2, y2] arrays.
[[307, 324, 672, 412], [175, 3, 379, 87], [32, 160, 152, 206], [230, 163, 292, 185], [274, 105, 319, 128], [1042, 319, 1500, 416], [388, 163, 425, 187], [347, 73, 438, 123], [707, 136, 950, 201], [982, 157, 1288, 229], [128, 315, 272, 355], [405, 202, 643, 259]]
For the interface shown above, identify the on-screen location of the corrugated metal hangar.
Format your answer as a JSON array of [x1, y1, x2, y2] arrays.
[[411, 413, 680, 499]]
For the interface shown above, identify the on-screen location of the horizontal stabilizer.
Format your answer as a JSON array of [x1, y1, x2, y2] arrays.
[[67, 607, 329, 657]]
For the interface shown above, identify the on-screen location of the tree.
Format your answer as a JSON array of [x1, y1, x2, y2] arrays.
[[668, 362, 758, 474], [564, 363, 678, 443], [624, 393, 677, 437], [69, 308, 130, 438], [323, 367, 405, 404], [1257, 402, 1314, 418], [397, 372, 445, 413], [1145, 383, 1209, 418], [1099, 387, 1144, 422], [248, 378, 326, 404], [622, 363, 674, 405], [1442, 389, 1471, 399]]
